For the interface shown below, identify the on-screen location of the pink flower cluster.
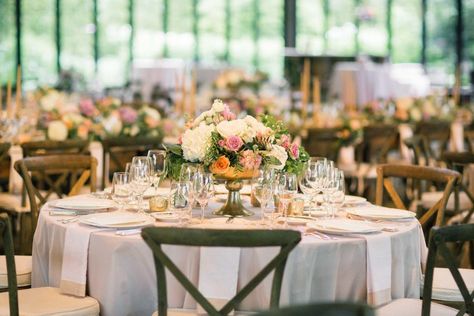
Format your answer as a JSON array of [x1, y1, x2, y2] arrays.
[[119, 106, 138, 124], [79, 99, 96, 117], [222, 105, 236, 121], [279, 134, 299, 159], [218, 135, 243, 152], [239, 150, 262, 170]]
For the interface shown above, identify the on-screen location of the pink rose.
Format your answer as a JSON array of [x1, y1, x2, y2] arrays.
[[222, 105, 236, 121], [280, 134, 291, 149], [239, 150, 262, 170], [218, 139, 226, 147], [224, 135, 243, 152], [79, 99, 96, 117], [289, 143, 299, 159]]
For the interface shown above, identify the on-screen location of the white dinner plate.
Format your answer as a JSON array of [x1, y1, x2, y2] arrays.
[[306, 219, 381, 235], [105, 186, 163, 199], [346, 207, 416, 220], [284, 216, 314, 225], [151, 212, 179, 222], [303, 209, 328, 217], [79, 212, 155, 229], [49, 198, 116, 211], [314, 195, 367, 205]]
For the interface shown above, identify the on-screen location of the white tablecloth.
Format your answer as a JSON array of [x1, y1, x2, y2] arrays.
[[32, 195, 425, 316]]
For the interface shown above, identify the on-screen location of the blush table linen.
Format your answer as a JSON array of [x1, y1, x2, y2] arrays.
[[32, 196, 425, 316]]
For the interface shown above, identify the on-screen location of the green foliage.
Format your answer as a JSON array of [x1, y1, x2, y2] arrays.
[[285, 145, 309, 175], [261, 115, 289, 139], [164, 144, 185, 181]]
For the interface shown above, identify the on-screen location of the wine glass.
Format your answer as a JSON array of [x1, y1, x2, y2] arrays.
[[111, 172, 131, 211], [252, 169, 275, 225], [180, 163, 202, 182], [129, 159, 152, 213], [193, 171, 214, 223], [125, 162, 132, 174], [277, 172, 298, 226], [169, 181, 193, 226], [329, 170, 345, 218], [299, 166, 316, 216], [147, 149, 167, 193]]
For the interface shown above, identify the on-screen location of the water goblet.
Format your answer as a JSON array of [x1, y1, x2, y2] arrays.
[[112, 172, 131, 211], [147, 149, 167, 193], [277, 172, 298, 227], [169, 181, 193, 226], [129, 163, 152, 213], [193, 172, 214, 223]]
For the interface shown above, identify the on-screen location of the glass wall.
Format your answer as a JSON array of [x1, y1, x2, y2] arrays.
[[358, 0, 388, 56], [22, 0, 56, 86], [392, 0, 422, 63], [0, 0, 16, 85], [199, 0, 226, 63], [134, 0, 164, 60], [327, 0, 356, 55], [167, 0, 194, 60], [296, 0, 325, 54], [259, 0, 284, 78]]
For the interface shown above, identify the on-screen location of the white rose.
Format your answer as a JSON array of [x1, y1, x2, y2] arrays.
[[211, 99, 225, 113], [216, 119, 253, 141], [103, 114, 123, 136], [47, 120, 68, 141], [266, 145, 288, 170], [244, 115, 268, 135], [182, 124, 215, 162], [143, 106, 161, 121]]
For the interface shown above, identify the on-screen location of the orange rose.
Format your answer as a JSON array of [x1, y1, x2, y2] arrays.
[[209, 156, 230, 174]]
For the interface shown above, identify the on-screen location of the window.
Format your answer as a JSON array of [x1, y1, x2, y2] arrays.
[[61, 0, 94, 81], [229, 0, 254, 70], [134, 0, 164, 60], [296, 0, 325, 55], [167, 0, 194, 60], [327, 0, 356, 55], [0, 0, 15, 85], [199, 0, 226, 63], [392, 0, 421, 63], [98, 0, 130, 86], [23, 0, 56, 86], [259, 0, 284, 78], [358, 0, 388, 56]]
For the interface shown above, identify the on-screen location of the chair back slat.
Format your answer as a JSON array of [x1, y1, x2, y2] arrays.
[[0, 213, 19, 316], [20, 139, 89, 157], [357, 124, 398, 164], [376, 164, 460, 235], [14, 155, 97, 253], [141, 227, 301, 316], [303, 128, 342, 162], [421, 224, 474, 316]]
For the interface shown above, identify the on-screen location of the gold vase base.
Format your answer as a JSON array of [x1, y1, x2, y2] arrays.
[[212, 179, 254, 217]]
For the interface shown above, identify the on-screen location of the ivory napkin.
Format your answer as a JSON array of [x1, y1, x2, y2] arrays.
[[364, 233, 392, 306], [197, 247, 241, 313], [60, 223, 105, 297]]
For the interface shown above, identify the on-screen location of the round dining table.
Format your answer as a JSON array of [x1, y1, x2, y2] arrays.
[[31, 192, 426, 316]]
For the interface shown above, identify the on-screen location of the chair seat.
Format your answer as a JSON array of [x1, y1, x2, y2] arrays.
[[152, 309, 255, 316], [376, 298, 464, 316], [0, 287, 100, 316], [421, 267, 474, 302], [421, 191, 473, 211], [0, 193, 29, 213], [0, 255, 32, 288]]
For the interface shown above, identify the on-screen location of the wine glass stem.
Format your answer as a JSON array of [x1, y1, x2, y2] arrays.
[[138, 194, 144, 213], [201, 204, 205, 223]]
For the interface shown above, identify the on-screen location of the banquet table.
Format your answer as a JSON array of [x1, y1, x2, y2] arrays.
[[31, 192, 426, 316]]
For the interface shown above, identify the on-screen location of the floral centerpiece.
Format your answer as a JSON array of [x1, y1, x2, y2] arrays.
[[166, 99, 308, 216]]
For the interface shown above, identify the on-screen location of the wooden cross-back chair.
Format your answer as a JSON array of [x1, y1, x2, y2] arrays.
[[14, 155, 97, 253], [101, 136, 163, 189], [303, 127, 342, 162], [356, 124, 398, 164], [0, 143, 11, 191], [20, 139, 90, 157], [0, 213, 100, 315], [375, 164, 460, 236], [255, 302, 374, 316], [377, 224, 474, 316], [141, 227, 301, 316], [404, 135, 432, 166], [415, 120, 451, 161]]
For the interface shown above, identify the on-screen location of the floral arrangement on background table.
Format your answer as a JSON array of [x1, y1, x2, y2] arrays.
[[35, 88, 163, 142], [213, 69, 268, 95], [165, 99, 309, 216]]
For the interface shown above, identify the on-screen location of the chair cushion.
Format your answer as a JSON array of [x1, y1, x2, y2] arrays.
[[0, 287, 100, 316], [0, 255, 32, 288], [421, 191, 473, 211], [376, 298, 464, 316], [421, 267, 474, 302], [0, 193, 29, 212]]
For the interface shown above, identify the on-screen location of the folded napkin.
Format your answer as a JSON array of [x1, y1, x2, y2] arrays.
[[198, 247, 241, 313], [364, 233, 392, 306], [60, 223, 105, 297]]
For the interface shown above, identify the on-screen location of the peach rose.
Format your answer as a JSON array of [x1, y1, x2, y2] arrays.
[[209, 156, 230, 174]]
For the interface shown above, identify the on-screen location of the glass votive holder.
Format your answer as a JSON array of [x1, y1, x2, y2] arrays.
[[289, 197, 305, 216], [149, 194, 169, 212]]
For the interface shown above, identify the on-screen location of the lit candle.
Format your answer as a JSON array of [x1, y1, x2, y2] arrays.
[[15, 65, 21, 115], [301, 58, 310, 118], [312, 76, 320, 123], [6, 80, 12, 119]]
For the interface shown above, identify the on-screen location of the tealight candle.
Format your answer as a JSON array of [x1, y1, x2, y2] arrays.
[[149, 194, 168, 212], [289, 198, 305, 216]]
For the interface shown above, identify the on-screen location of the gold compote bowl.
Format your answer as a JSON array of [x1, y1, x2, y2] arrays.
[[213, 168, 258, 217]]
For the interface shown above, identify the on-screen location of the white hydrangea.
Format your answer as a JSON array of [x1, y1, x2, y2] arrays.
[[47, 120, 68, 141], [266, 145, 288, 170], [182, 124, 215, 162], [211, 99, 225, 113], [243, 115, 269, 135], [216, 119, 255, 142], [103, 114, 123, 136]]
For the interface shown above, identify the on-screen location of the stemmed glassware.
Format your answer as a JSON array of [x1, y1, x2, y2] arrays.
[[179, 163, 202, 182], [192, 171, 214, 223], [169, 181, 193, 226], [111, 172, 131, 211], [147, 149, 167, 193], [277, 172, 298, 226], [130, 156, 152, 213], [329, 169, 345, 218], [251, 168, 275, 225]]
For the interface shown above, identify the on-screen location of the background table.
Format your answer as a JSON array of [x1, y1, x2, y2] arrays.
[[32, 195, 425, 316]]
